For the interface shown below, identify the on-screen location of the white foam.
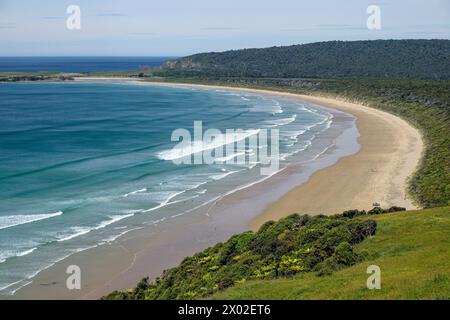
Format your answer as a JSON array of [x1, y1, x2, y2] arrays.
[[214, 151, 246, 163], [123, 188, 147, 197], [209, 170, 242, 181], [2, 243, 101, 295], [247, 162, 260, 169], [178, 167, 286, 218], [142, 190, 186, 213], [0, 211, 63, 231], [57, 227, 91, 242], [265, 114, 296, 127], [101, 227, 143, 243], [0, 279, 24, 292], [250, 101, 283, 114], [219, 166, 286, 198], [157, 129, 260, 161], [9, 281, 32, 296], [16, 247, 37, 257], [282, 129, 306, 146], [123, 209, 144, 214], [57, 213, 134, 242]]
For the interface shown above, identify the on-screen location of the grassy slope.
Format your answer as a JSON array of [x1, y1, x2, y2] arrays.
[[212, 207, 450, 299]]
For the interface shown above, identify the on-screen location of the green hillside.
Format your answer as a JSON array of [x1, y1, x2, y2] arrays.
[[157, 40, 450, 79], [212, 206, 450, 300], [104, 207, 450, 300], [104, 207, 417, 300]]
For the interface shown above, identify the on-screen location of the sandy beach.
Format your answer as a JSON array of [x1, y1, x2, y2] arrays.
[[250, 93, 423, 229], [11, 78, 423, 299], [120, 79, 424, 227]]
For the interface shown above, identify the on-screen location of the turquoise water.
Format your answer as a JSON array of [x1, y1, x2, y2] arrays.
[[0, 81, 335, 294]]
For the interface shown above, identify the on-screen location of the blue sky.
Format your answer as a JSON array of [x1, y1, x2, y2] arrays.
[[0, 0, 448, 56]]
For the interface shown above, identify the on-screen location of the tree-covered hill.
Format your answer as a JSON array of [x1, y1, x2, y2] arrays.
[[157, 40, 450, 79]]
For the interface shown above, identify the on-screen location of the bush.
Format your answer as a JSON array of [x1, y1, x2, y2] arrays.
[[341, 209, 367, 218], [333, 242, 358, 265], [368, 207, 386, 215], [104, 208, 386, 300], [388, 206, 406, 212]]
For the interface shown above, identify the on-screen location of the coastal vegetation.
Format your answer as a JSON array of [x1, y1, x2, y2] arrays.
[[212, 206, 450, 299], [103, 207, 411, 300], [104, 206, 450, 300], [157, 40, 450, 80]]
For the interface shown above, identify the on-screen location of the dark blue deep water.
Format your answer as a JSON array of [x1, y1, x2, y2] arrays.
[[0, 57, 173, 73]]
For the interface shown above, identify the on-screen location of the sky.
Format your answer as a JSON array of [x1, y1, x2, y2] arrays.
[[0, 0, 449, 56]]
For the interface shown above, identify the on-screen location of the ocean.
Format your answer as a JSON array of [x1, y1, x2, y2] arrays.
[[0, 57, 173, 73], [0, 81, 347, 295]]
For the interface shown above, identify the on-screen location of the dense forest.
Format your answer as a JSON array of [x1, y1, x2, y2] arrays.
[[157, 40, 450, 80]]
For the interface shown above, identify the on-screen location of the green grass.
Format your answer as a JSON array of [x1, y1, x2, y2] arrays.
[[211, 207, 450, 299]]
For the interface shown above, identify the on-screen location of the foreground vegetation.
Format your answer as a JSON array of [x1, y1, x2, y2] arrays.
[[212, 206, 450, 299], [103, 207, 414, 300]]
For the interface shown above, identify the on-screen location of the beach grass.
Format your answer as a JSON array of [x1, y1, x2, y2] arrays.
[[211, 206, 450, 299]]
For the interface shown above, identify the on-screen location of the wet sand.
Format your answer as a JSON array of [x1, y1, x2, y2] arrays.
[[12, 79, 423, 299], [250, 94, 423, 229]]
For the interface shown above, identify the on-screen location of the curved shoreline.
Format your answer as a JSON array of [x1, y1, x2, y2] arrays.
[[10, 79, 423, 299], [124, 80, 424, 226], [251, 93, 424, 228]]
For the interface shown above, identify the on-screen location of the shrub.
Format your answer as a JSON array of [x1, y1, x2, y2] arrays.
[[368, 207, 386, 215], [388, 206, 406, 212], [104, 208, 386, 300], [333, 242, 358, 265]]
